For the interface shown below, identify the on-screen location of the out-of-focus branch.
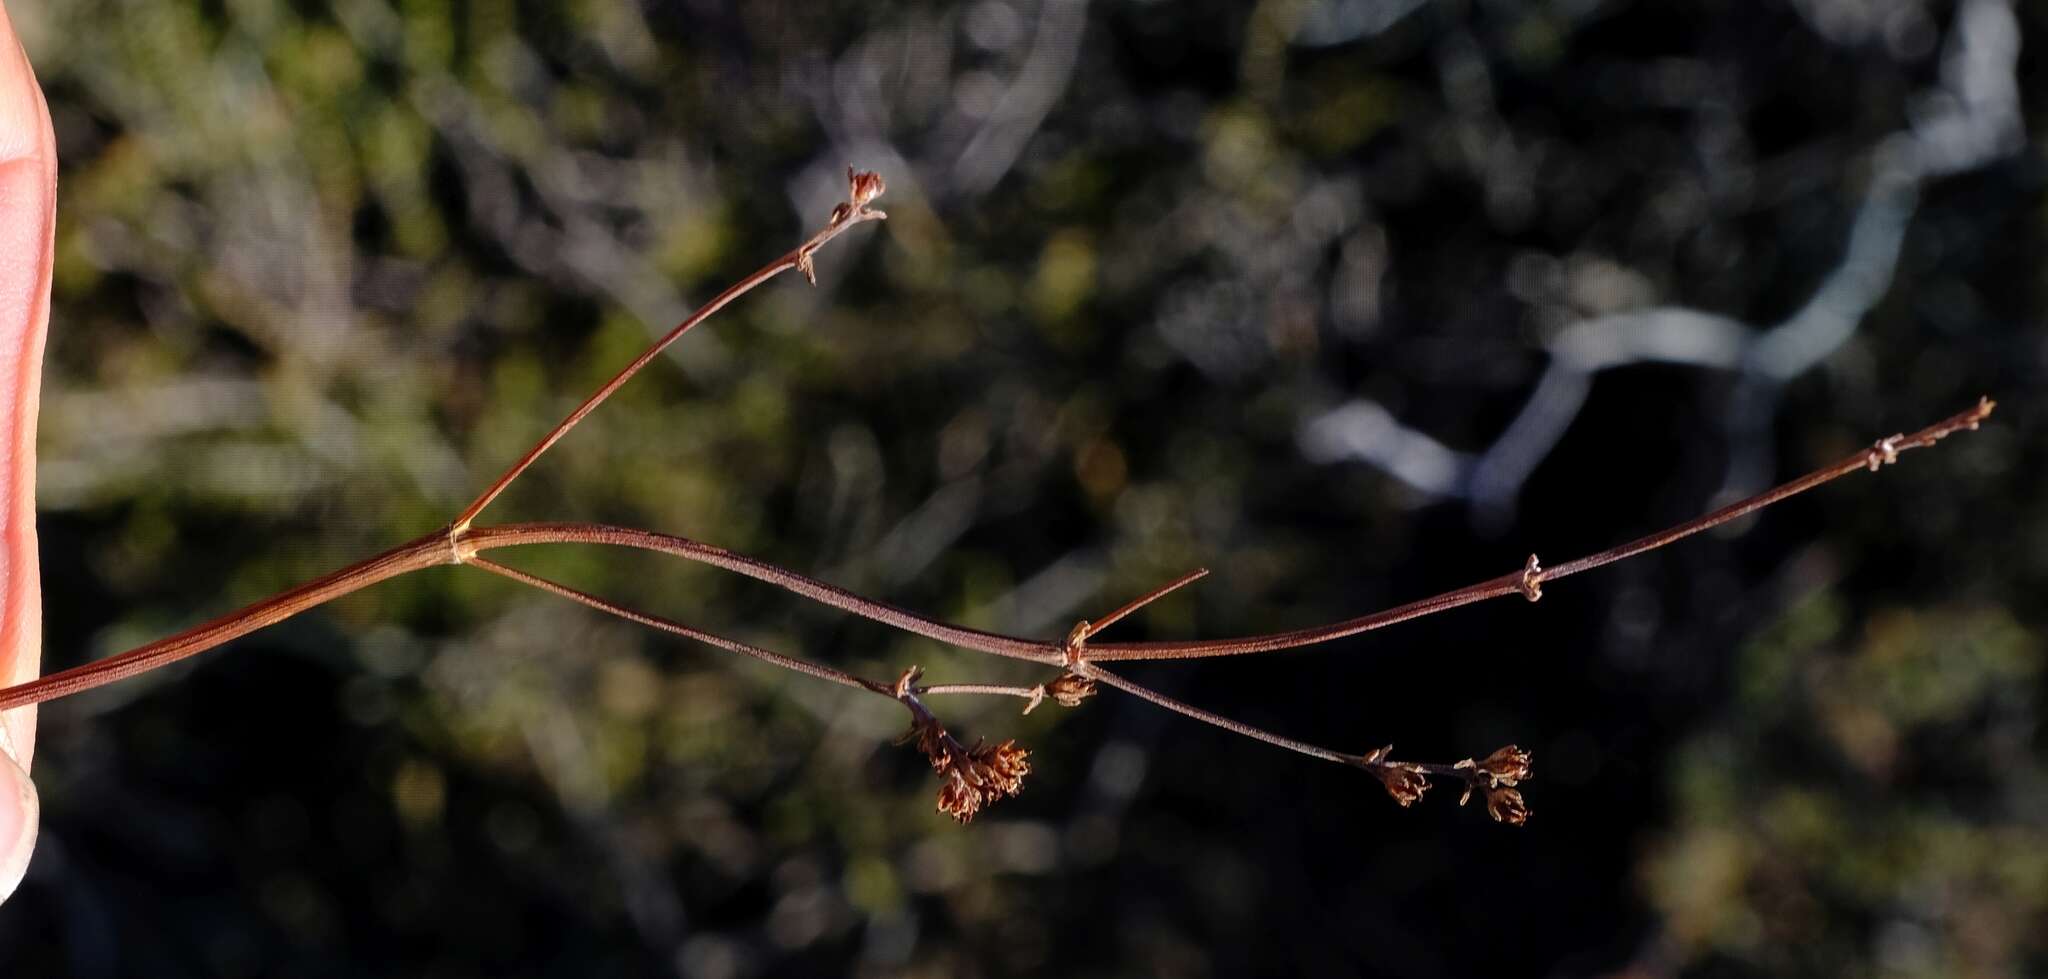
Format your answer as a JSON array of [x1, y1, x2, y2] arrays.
[[1301, 0, 2021, 521]]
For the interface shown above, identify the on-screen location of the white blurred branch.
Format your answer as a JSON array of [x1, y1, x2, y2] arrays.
[[1301, 0, 2022, 521]]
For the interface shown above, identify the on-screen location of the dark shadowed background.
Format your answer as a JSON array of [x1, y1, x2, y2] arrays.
[[1, 0, 2043, 975]]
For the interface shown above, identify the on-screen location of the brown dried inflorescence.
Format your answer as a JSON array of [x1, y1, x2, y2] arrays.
[[1452, 745, 1534, 825], [1353, 743, 1534, 824], [1457, 744, 1532, 789], [1045, 672, 1098, 707], [1484, 786, 1530, 826], [1023, 671, 1099, 715], [930, 738, 1031, 823], [827, 168, 888, 228], [1358, 745, 1431, 807], [898, 669, 1032, 822], [848, 167, 886, 209]]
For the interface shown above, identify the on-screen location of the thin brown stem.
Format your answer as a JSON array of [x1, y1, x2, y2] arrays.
[[916, 683, 1045, 701], [535, 398, 1989, 663], [464, 556, 894, 698], [1078, 568, 1209, 639], [1083, 397, 1996, 661], [1539, 397, 1993, 581], [449, 204, 885, 533], [0, 531, 458, 711], [1083, 664, 1517, 817], [460, 523, 1062, 664], [460, 396, 1989, 667], [0, 399, 1994, 713], [1079, 664, 1352, 764]]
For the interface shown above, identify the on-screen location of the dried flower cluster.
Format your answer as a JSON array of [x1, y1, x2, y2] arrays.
[[1022, 672, 1097, 715], [1359, 746, 1433, 807], [802, 168, 888, 285], [1456, 745, 1534, 826], [1353, 744, 1535, 825], [896, 669, 1033, 822]]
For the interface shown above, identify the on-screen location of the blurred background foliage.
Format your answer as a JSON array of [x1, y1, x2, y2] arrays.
[[2, 0, 2044, 975]]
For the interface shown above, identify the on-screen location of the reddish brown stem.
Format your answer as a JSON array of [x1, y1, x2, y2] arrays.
[[1081, 663, 1352, 764], [917, 683, 1044, 701], [464, 556, 894, 697], [451, 396, 1993, 665], [0, 531, 457, 711], [1078, 568, 1209, 639], [0, 398, 1994, 712], [449, 206, 885, 533], [1083, 397, 1995, 661], [459, 523, 1062, 663], [465, 558, 1047, 704]]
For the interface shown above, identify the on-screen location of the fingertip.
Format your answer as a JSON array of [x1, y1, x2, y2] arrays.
[[0, 734, 37, 902]]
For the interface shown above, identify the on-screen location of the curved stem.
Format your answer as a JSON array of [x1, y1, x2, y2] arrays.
[[459, 397, 1990, 665], [917, 683, 1043, 701], [0, 399, 1992, 711], [1080, 664, 1350, 764], [465, 556, 894, 697], [461, 523, 1062, 664], [1540, 398, 1992, 581], [0, 530, 457, 711], [450, 208, 884, 533], [470, 558, 1058, 704]]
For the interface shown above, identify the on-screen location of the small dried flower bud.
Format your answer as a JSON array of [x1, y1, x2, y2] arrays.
[[937, 771, 982, 822], [1356, 747, 1428, 806], [847, 167, 885, 209], [1519, 554, 1544, 601], [1455, 744, 1532, 788], [1484, 785, 1530, 826], [893, 665, 925, 700], [1062, 619, 1091, 667], [1045, 672, 1098, 708], [972, 739, 1031, 797], [902, 700, 1032, 823], [1374, 764, 1430, 807]]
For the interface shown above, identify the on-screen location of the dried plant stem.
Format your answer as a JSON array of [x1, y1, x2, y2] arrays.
[[1080, 664, 1351, 764], [458, 523, 1060, 663], [465, 558, 1054, 706], [1078, 397, 1996, 661], [1, 398, 1991, 713], [1538, 399, 1991, 581], [0, 161, 1997, 827], [446, 396, 1995, 667], [448, 199, 886, 533], [1074, 568, 1209, 641], [464, 556, 894, 697], [0, 531, 453, 711], [915, 683, 1045, 701]]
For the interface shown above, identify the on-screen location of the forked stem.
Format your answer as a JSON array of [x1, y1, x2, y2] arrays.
[[449, 176, 887, 533], [0, 161, 1999, 827], [0, 398, 1994, 712]]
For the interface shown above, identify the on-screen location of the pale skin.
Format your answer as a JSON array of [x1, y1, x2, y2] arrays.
[[0, 0, 54, 904]]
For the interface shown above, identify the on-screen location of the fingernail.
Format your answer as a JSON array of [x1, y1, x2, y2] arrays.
[[0, 722, 37, 901]]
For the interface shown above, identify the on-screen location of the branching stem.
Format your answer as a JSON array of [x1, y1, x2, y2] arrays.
[[0, 160, 1997, 827], [0, 398, 1995, 712], [464, 556, 893, 697], [448, 198, 885, 533], [1080, 664, 1351, 764]]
